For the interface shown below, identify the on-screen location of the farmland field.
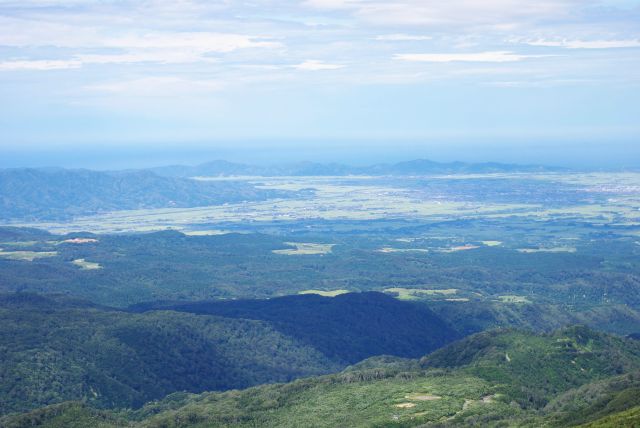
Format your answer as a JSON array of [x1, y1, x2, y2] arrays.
[[9, 173, 638, 242]]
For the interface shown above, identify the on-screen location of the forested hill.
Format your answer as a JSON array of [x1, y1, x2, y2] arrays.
[[151, 158, 566, 177], [0, 168, 291, 221], [131, 291, 461, 364], [0, 292, 459, 416], [0, 293, 340, 415], [4, 326, 640, 427]]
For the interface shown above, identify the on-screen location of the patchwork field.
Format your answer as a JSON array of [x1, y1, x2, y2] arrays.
[[0, 250, 57, 261], [9, 172, 637, 236]]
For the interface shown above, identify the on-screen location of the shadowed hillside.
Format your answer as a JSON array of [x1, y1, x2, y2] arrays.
[[132, 291, 461, 364]]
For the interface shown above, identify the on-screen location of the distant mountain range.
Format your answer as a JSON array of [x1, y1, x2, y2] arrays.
[[0, 168, 290, 221], [150, 158, 568, 177], [0, 159, 566, 221]]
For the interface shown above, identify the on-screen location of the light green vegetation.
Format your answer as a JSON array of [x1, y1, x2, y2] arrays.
[[0, 250, 57, 261], [384, 288, 458, 301], [0, 241, 39, 247], [273, 242, 334, 255], [498, 295, 532, 304], [517, 247, 576, 253], [580, 406, 640, 427], [298, 289, 349, 297], [71, 258, 102, 270], [137, 371, 499, 428], [377, 247, 429, 253]]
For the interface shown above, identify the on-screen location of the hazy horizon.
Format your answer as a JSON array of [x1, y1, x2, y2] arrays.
[[0, 138, 638, 171], [1, 0, 638, 168]]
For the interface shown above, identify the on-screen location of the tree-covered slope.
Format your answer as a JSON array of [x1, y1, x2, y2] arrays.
[[0, 168, 288, 221], [132, 291, 461, 364], [0, 291, 461, 416], [421, 326, 640, 408], [4, 327, 640, 428], [0, 293, 340, 415], [544, 371, 640, 426]]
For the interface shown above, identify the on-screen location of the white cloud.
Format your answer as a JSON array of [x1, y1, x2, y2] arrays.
[[293, 60, 345, 70], [0, 24, 282, 69], [394, 51, 543, 63], [302, 0, 587, 28], [0, 59, 82, 71], [102, 32, 281, 53], [302, 0, 361, 9], [76, 51, 216, 65], [85, 76, 223, 96], [526, 39, 640, 49], [375, 34, 432, 41]]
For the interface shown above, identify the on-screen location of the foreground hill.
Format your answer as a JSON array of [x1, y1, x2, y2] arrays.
[[3, 327, 640, 427], [0, 292, 458, 415], [0, 168, 289, 221], [0, 293, 340, 415]]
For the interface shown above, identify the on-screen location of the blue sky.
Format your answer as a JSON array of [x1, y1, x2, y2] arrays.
[[0, 0, 639, 167]]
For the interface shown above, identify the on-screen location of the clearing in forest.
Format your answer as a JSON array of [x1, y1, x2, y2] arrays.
[[498, 295, 531, 304], [517, 247, 576, 253], [72, 258, 103, 270], [273, 242, 334, 255], [384, 288, 458, 301], [0, 250, 57, 261], [298, 289, 349, 297], [377, 247, 429, 253], [437, 244, 480, 253]]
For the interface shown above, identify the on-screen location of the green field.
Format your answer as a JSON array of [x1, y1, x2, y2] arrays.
[[273, 242, 334, 255], [0, 250, 57, 261], [298, 289, 350, 297], [11, 172, 638, 235]]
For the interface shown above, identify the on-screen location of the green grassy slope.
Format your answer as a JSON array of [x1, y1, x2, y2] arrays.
[[579, 405, 640, 427], [421, 326, 640, 408]]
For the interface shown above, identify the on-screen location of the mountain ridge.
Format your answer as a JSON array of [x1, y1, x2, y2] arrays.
[[0, 168, 291, 221], [150, 158, 568, 177]]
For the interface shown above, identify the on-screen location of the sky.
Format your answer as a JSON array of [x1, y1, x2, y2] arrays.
[[0, 0, 639, 168]]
